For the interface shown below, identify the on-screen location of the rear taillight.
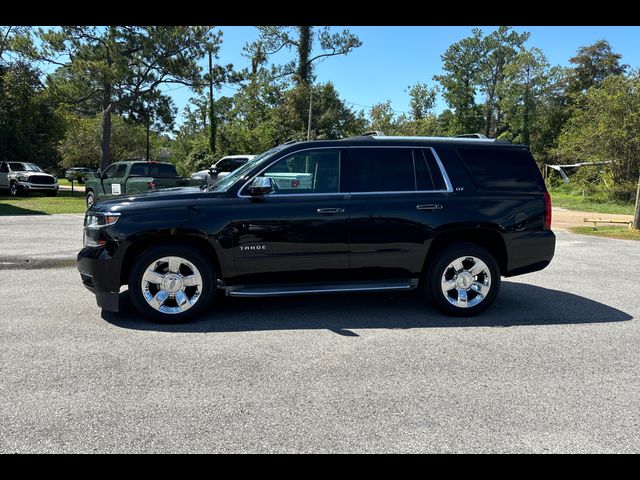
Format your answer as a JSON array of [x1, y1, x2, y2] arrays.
[[147, 181, 157, 190], [543, 191, 552, 230]]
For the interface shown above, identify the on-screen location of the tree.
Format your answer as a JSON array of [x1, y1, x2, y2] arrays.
[[567, 40, 628, 95], [406, 82, 437, 120], [478, 26, 530, 137], [498, 47, 550, 146], [22, 26, 233, 171], [554, 73, 640, 189], [245, 26, 362, 86], [434, 28, 485, 134], [0, 62, 65, 171]]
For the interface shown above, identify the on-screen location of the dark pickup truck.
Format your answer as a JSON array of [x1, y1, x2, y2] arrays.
[[84, 160, 203, 207], [78, 134, 555, 323]]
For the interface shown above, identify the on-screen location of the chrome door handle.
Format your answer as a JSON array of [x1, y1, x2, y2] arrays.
[[317, 208, 345, 214], [416, 204, 443, 211]]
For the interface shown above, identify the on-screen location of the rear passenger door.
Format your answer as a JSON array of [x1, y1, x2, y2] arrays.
[[348, 146, 452, 280]]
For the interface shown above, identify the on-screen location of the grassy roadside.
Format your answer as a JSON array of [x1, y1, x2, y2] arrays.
[[0, 190, 86, 215], [570, 226, 640, 241], [549, 191, 635, 215]]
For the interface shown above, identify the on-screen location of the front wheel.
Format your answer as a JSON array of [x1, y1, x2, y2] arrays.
[[86, 190, 95, 208], [423, 242, 501, 316], [128, 244, 216, 323], [9, 181, 20, 196]]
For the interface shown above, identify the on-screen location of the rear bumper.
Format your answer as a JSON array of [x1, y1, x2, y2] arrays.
[[504, 230, 556, 277], [77, 247, 122, 312]]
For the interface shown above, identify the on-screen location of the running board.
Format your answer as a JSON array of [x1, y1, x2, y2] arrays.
[[225, 279, 418, 298]]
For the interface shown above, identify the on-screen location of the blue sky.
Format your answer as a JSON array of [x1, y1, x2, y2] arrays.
[[161, 26, 640, 126]]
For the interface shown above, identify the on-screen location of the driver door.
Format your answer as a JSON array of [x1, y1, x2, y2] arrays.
[[231, 148, 350, 284]]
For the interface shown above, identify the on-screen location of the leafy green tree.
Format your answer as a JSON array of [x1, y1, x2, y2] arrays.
[[58, 113, 166, 169], [245, 26, 362, 86], [0, 62, 66, 171], [406, 82, 438, 120], [21, 26, 231, 171], [478, 26, 530, 137], [554, 72, 640, 187], [498, 47, 550, 147], [567, 39, 628, 95], [434, 28, 485, 134]]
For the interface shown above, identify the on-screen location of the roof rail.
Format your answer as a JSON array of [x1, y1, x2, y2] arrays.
[[454, 133, 488, 139], [360, 130, 385, 137]]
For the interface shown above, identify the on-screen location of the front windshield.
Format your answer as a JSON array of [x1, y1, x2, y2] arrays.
[[209, 145, 288, 193], [9, 162, 43, 172]]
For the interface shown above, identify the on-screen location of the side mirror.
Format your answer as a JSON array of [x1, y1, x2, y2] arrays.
[[248, 177, 274, 196], [95, 168, 102, 178]]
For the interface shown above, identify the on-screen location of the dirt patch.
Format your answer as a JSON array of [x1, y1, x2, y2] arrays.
[[552, 208, 633, 231]]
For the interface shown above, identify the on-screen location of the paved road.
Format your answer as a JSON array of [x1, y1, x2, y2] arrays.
[[0, 225, 639, 452]]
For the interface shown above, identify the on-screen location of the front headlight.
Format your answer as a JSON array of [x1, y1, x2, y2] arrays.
[[17, 175, 29, 182], [84, 211, 121, 229], [83, 211, 121, 247]]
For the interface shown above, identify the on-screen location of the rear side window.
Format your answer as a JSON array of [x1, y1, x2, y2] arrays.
[[149, 164, 179, 178], [130, 164, 149, 176], [350, 148, 415, 192], [415, 148, 447, 191], [456, 147, 544, 192]]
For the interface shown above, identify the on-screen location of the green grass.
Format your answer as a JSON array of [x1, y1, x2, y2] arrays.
[[571, 226, 640, 241], [0, 190, 86, 215], [550, 191, 635, 215]]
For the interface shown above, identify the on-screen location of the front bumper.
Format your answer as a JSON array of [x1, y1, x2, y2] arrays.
[[17, 182, 59, 192], [77, 246, 122, 312]]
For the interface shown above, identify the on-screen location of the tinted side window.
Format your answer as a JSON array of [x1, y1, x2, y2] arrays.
[[350, 148, 415, 192], [149, 164, 179, 178], [457, 147, 543, 192], [130, 164, 149, 176], [114, 164, 128, 178], [421, 149, 447, 190], [0, 163, 8, 173], [102, 164, 119, 179]]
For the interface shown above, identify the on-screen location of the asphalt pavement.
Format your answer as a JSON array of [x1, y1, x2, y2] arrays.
[[0, 219, 639, 453]]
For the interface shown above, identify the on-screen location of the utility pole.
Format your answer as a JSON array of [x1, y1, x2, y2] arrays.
[[208, 48, 216, 156], [145, 105, 151, 161], [634, 172, 640, 230], [307, 84, 313, 141]]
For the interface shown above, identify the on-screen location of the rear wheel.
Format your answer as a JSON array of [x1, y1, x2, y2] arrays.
[[128, 244, 216, 323], [423, 242, 501, 316]]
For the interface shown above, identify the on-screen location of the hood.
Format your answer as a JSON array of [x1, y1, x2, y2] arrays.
[[91, 186, 229, 213], [12, 170, 54, 176]]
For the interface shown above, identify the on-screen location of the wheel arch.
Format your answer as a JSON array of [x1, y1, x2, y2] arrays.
[[120, 234, 223, 286], [423, 226, 508, 276]]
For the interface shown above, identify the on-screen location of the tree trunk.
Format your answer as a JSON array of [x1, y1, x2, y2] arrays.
[[297, 26, 312, 85], [100, 83, 112, 172]]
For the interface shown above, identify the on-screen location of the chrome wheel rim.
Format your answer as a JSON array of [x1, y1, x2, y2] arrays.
[[441, 256, 491, 309], [10, 183, 17, 195], [87, 193, 94, 207], [141, 256, 203, 315]]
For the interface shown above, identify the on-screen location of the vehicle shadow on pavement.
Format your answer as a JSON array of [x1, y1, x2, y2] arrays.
[[101, 281, 634, 334]]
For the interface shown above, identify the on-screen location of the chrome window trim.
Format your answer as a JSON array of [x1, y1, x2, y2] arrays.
[[236, 145, 454, 198]]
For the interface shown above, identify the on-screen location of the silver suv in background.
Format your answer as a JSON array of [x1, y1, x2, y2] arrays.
[[190, 155, 255, 185], [0, 161, 59, 196]]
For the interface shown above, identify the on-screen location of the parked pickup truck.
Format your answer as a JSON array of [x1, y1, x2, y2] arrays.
[[84, 160, 203, 208]]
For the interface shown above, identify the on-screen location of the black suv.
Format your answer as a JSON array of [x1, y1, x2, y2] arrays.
[[77, 135, 555, 323]]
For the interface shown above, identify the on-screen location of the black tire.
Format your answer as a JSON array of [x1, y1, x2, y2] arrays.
[[422, 242, 501, 317], [9, 181, 20, 196], [128, 244, 216, 324], [86, 190, 95, 208]]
